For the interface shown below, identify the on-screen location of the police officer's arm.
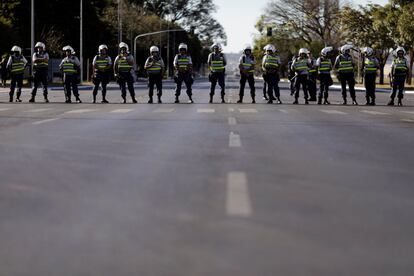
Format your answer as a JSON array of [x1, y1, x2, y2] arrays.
[[207, 53, 212, 68], [160, 58, 165, 75], [92, 56, 97, 72], [173, 55, 179, 71], [22, 56, 28, 68], [59, 59, 65, 72], [188, 56, 193, 72], [238, 56, 244, 72], [290, 59, 296, 72], [223, 54, 227, 67], [262, 56, 267, 71], [6, 56, 13, 71], [333, 56, 340, 70], [144, 57, 152, 70], [113, 56, 119, 75], [107, 56, 113, 70]]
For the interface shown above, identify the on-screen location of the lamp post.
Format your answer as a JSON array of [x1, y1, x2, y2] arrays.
[[31, 0, 34, 72], [80, 0, 83, 83]]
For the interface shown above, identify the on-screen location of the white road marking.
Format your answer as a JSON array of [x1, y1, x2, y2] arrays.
[[279, 109, 289, 113], [110, 109, 133, 113], [228, 108, 235, 112], [24, 108, 53, 113], [65, 109, 96, 114], [197, 108, 215, 113], [0, 108, 11, 111], [153, 108, 175, 113], [320, 109, 347, 115], [229, 132, 242, 147], [228, 117, 237, 125], [401, 119, 414, 123], [239, 108, 258, 113], [401, 111, 414, 115], [32, 118, 60, 125], [226, 172, 252, 217], [361, 110, 390, 115]]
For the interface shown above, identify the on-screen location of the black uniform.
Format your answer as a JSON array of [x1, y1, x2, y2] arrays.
[[114, 53, 137, 103], [334, 53, 357, 105], [145, 55, 164, 103], [92, 54, 112, 103], [238, 54, 256, 103], [362, 56, 379, 105], [7, 54, 27, 102], [31, 52, 49, 102]]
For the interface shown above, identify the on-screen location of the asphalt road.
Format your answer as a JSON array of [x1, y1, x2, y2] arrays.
[[1, 77, 414, 276]]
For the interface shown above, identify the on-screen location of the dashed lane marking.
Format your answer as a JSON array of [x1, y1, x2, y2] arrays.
[[229, 132, 242, 147], [32, 118, 60, 125], [401, 119, 414, 123], [228, 117, 237, 125], [153, 108, 175, 113], [64, 109, 97, 114], [320, 109, 347, 115], [239, 108, 258, 113], [226, 172, 252, 217], [24, 108, 53, 113], [197, 108, 215, 113], [360, 110, 390, 115], [110, 109, 133, 113]]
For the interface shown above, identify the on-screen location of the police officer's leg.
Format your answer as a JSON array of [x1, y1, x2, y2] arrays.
[[348, 74, 357, 105], [324, 77, 330, 104], [30, 73, 39, 102], [175, 75, 183, 103], [274, 74, 281, 103], [64, 76, 72, 102], [262, 75, 268, 100], [92, 77, 100, 103], [398, 76, 406, 106], [184, 74, 193, 103], [293, 75, 301, 104], [9, 76, 16, 102], [41, 73, 49, 102], [209, 73, 217, 102], [248, 74, 256, 103], [308, 76, 316, 100], [318, 76, 324, 104], [340, 74, 347, 104], [148, 75, 155, 103], [72, 77, 81, 103], [101, 76, 109, 103], [126, 74, 137, 103], [219, 73, 225, 103], [238, 74, 246, 103], [364, 76, 370, 105], [16, 74, 23, 102], [118, 75, 127, 103], [266, 75, 274, 103], [371, 75, 376, 105], [156, 75, 162, 103], [303, 76, 309, 104]]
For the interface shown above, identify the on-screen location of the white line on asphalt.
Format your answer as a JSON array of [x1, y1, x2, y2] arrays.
[[239, 108, 258, 113], [279, 109, 289, 113], [153, 108, 175, 113], [320, 109, 347, 115], [401, 111, 414, 115], [0, 108, 11, 111], [226, 172, 252, 217], [229, 132, 242, 147], [32, 118, 60, 125], [110, 109, 133, 113], [228, 108, 235, 112], [197, 108, 215, 113], [228, 117, 237, 125], [401, 119, 414, 123], [64, 109, 96, 114], [361, 110, 390, 115], [24, 108, 53, 113]]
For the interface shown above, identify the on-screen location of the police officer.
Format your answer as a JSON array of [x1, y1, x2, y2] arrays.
[[7, 46, 27, 102], [208, 43, 226, 103], [144, 46, 165, 104], [308, 54, 318, 101], [334, 44, 358, 105], [262, 45, 269, 100], [92, 44, 112, 103], [237, 44, 256, 103], [262, 44, 281, 104], [114, 42, 137, 104], [291, 48, 311, 104], [388, 47, 409, 106], [288, 56, 296, 96], [30, 42, 49, 103], [173, 43, 194, 103], [362, 47, 379, 106], [60, 46, 82, 103], [316, 46, 333, 105]]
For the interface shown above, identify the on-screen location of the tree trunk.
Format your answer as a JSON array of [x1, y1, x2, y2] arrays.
[[408, 48, 414, 85], [380, 64, 385, 85]]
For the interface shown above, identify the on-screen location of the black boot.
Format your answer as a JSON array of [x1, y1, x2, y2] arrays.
[[387, 99, 394, 106], [221, 97, 225, 104], [76, 97, 82, 103], [132, 97, 138, 103], [9, 93, 13, 102], [342, 98, 347, 105], [92, 95, 96, 103], [237, 96, 243, 103], [352, 98, 358, 105], [398, 98, 403, 106], [370, 99, 375, 106], [251, 97, 256, 104], [29, 96, 35, 103], [148, 97, 153, 104], [276, 97, 282, 104], [158, 96, 162, 104], [323, 99, 330, 105], [305, 99, 309, 105], [293, 99, 298, 104], [122, 96, 127, 104], [16, 91, 22, 102], [44, 96, 49, 103], [188, 96, 194, 104], [101, 98, 109, 103], [365, 97, 370, 105], [209, 95, 213, 104], [317, 97, 322, 105], [174, 96, 180, 103]]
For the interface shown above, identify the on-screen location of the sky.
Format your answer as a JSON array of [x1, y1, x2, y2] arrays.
[[213, 0, 389, 53]]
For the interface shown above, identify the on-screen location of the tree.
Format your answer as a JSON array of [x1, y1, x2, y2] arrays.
[[396, 2, 414, 84]]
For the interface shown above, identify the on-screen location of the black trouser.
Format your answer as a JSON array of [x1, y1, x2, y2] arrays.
[[339, 73, 356, 100], [118, 73, 135, 99], [148, 74, 162, 98], [10, 74, 23, 99], [239, 74, 255, 99], [266, 73, 280, 100], [319, 74, 331, 101], [308, 74, 317, 99], [391, 75, 406, 100], [93, 73, 110, 100], [262, 74, 267, 97], [32, 71, 48, 98], [294, 74, 309, 99], [63, 75, 79, 100], [175, 73, 193, 98], [1, 71, 8, 86], [364, 74, 376, 102], [210, 72, 225, 97], [289, 75, 295, 95]]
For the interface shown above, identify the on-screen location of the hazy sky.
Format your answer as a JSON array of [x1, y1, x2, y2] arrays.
[[213, 0, 389, 53]]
